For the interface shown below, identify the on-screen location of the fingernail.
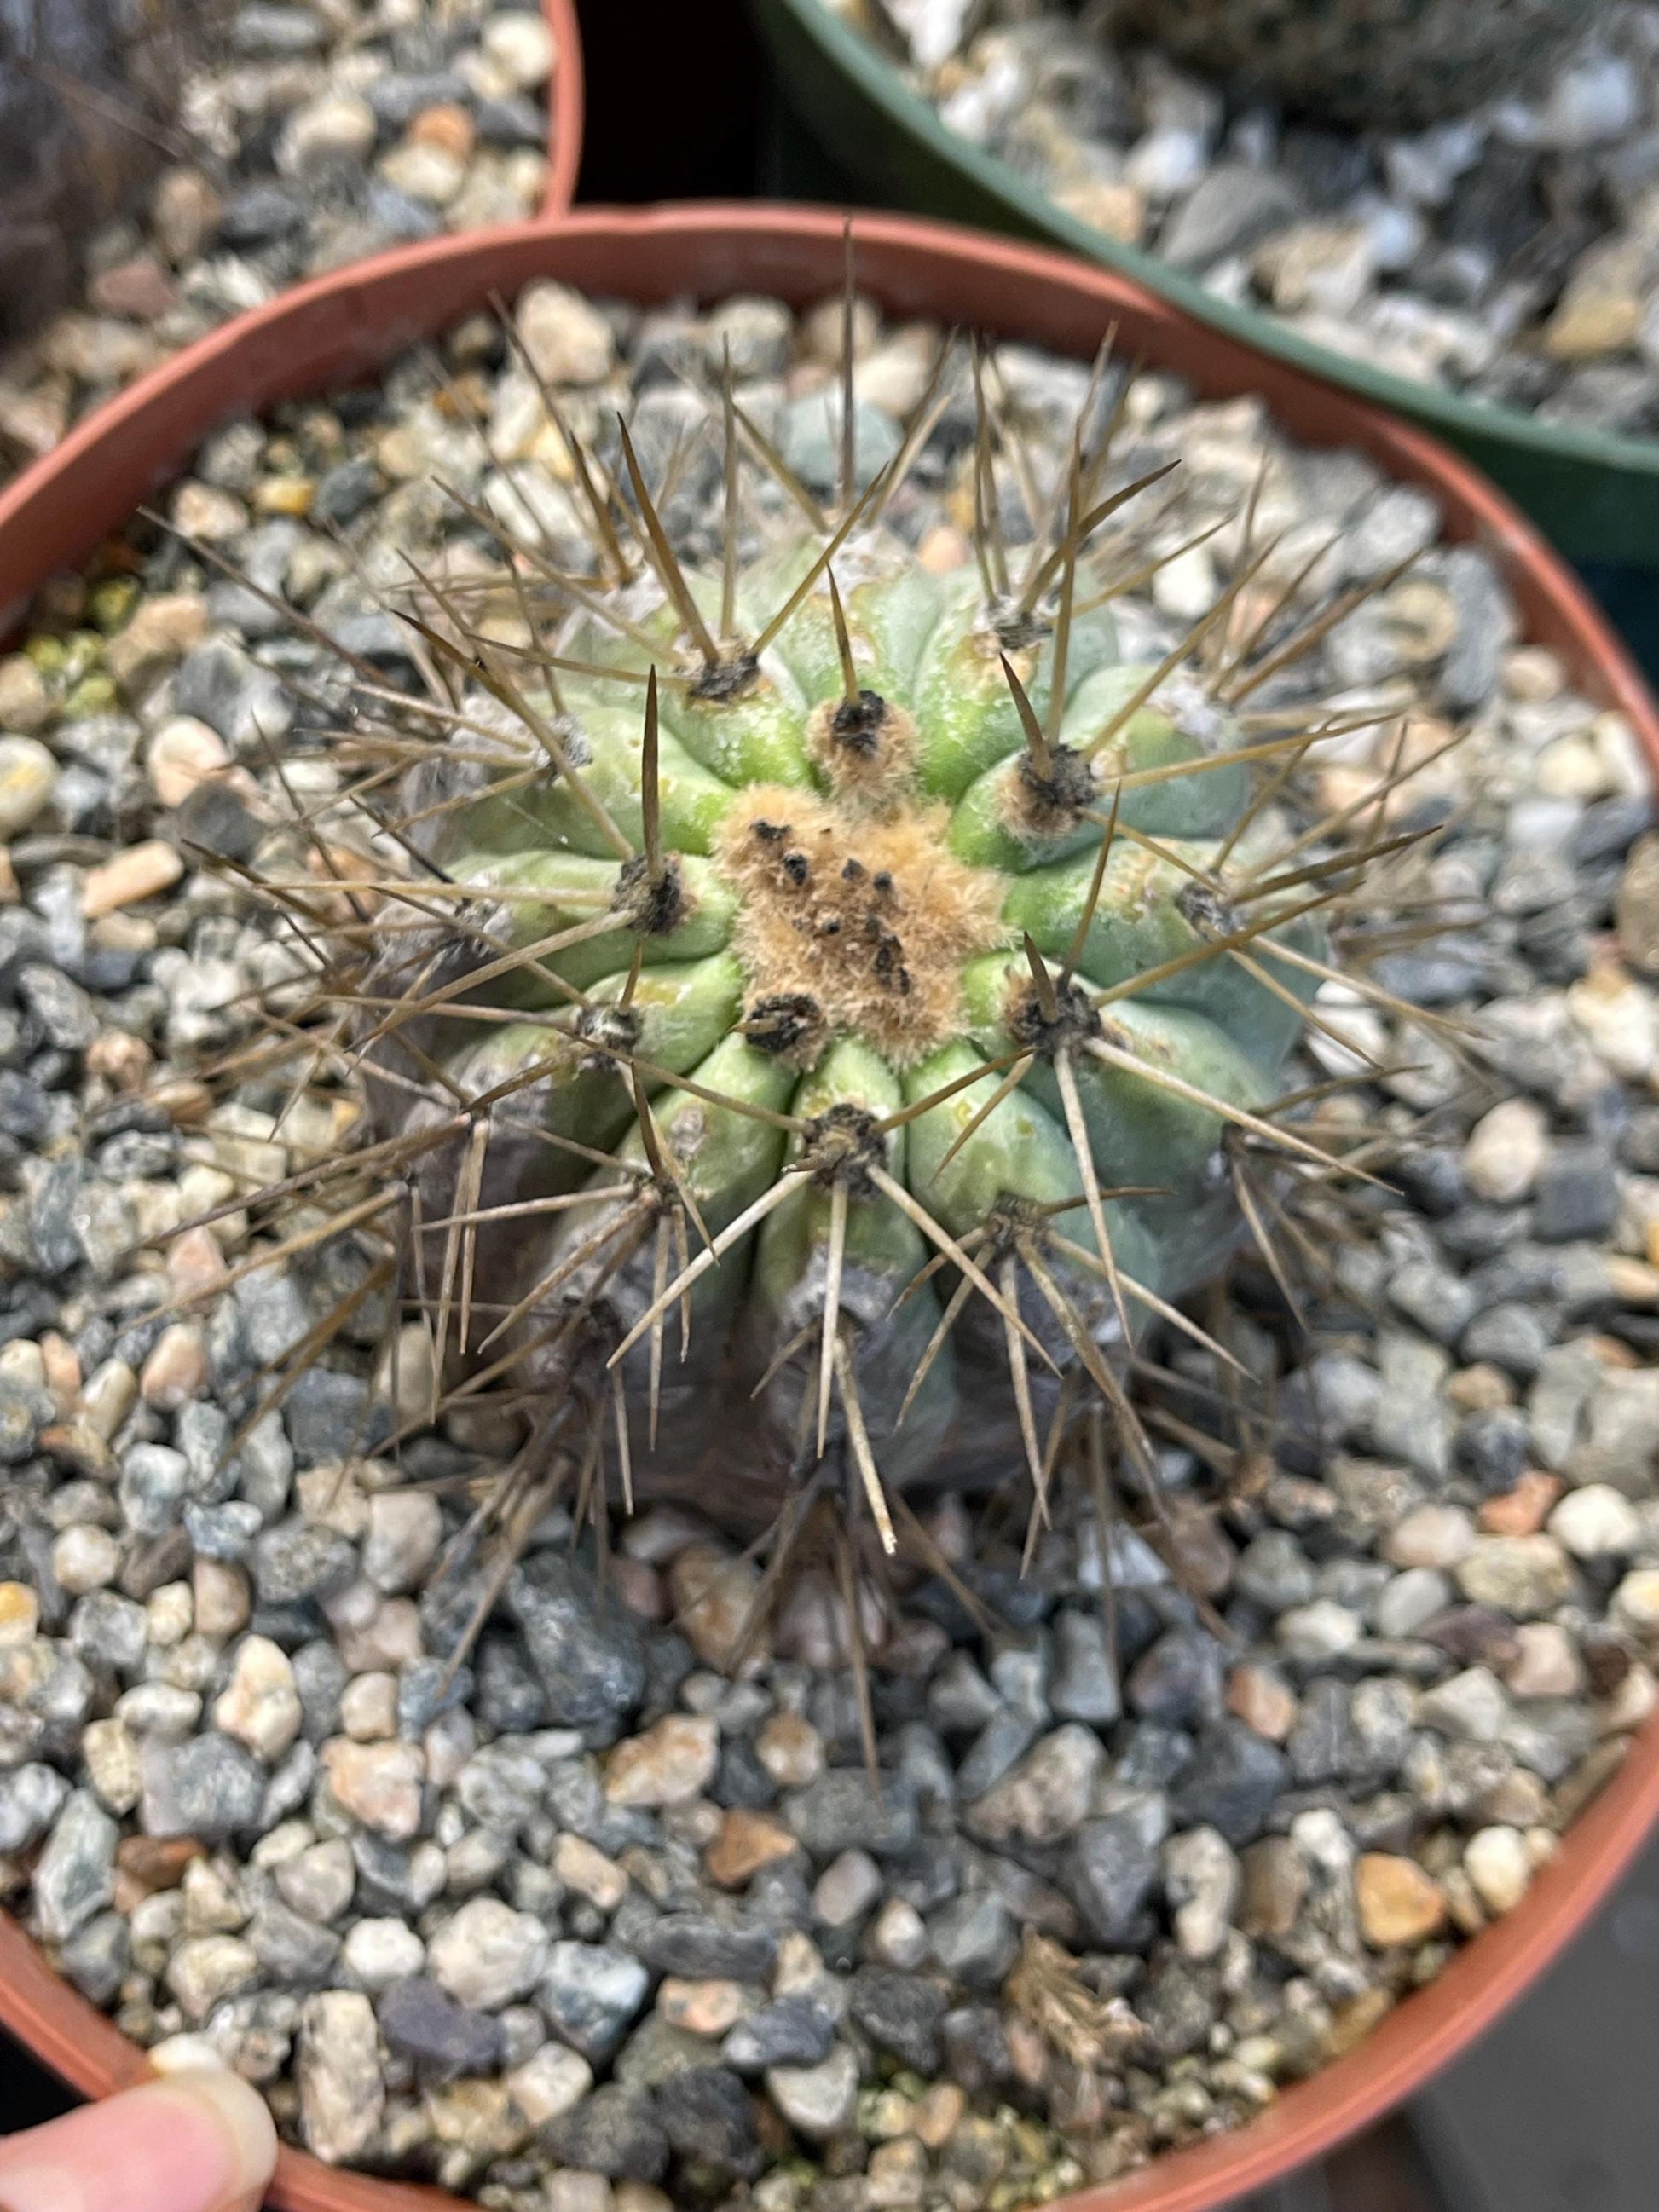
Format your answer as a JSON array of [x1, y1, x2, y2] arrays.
[[164, 2072, 279, 2207]]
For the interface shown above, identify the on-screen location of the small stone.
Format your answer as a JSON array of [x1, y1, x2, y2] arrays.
[[1456, 1535, 1574, 1619], [429, 1895, 550, 2011], [82, 1718, 142, 1814], [1162, 1826, 1241, 1960], [1420, 1666, 1511, 1742], [1171, 1719, 1289, 1846], [1465, 1099, 1548, 1204], [51, 1523, 120, 1594], [1356, 1853, 1446, 1947], [1611, 1568, 1659, 1639], [156, 1732, 267, 1840], [1477, 1470, 1562, 1539], [1226, 1662, 1298, 1741], [813, 1848, 883, 1926], [544, 2088, 668, 2183], [605, 1713, 718, 1806], [508, 2040, 594, 2126], [1464, 1825, 1532, 1914], [0, 1580, 39, 1646], [33, 1790, 118, 1939], [362, 1490, 442, 1594], [965, 1723, 1103, 1845], [0, 737, 56, 835], [1550, 1482, 1640, 1558], [378, 1975, 504, 2079], [1382, 1504, 1474, 1570], [342, 1916, 426, 1990], [1160, 165, 1301, 268], [705, 1807, 800, 1889], [483, 10, 556, 87], [755, 1712, 824, 1787], [555, 1830, 629, 1910], [658, 1978, 751, 2036], [517, 281, 616, 384], [298, 1990, 384, 2163], [1505, 1623, 1586, 1701], [1061, 1794, 1168, 1940], [165, 1933, 260, 2020], [213, 1634, 302, 1761], [321, 1736, 425, 1839], [539, 1942, 651, 2062], [147, 717, 231, 808], [765, 2042, 859, 2139]]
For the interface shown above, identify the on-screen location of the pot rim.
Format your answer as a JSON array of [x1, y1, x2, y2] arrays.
[[539, 0, 584, 219], [749, 0, 1659, 490], [0, 201, 1655, 2212]]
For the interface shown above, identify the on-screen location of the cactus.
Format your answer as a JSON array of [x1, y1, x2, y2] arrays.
[[1102, 0, 1613, 134], [187, 290, 1419, 1663]]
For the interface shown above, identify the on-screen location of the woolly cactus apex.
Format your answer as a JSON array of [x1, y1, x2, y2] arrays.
[[173, 281, 1427, 1655]]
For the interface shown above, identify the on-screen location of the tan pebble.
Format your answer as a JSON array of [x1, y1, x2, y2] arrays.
[[171, 481, 247, 540], [0, 655, 50, 731], [78, 1355, 137, 1441], [552, 1831, 628, 1911], [38, 1331, 77, 1413], [910, 2082, 966, 2149], [1477, 1470, 1562, 1539], [703, 1808, 800, 1889], [38, 1422, 113, 1479], [1605, 1256, 1659, 1306], [1445, 1363, 1515, 1412], [1355, 1852, 1446, 1947], [669, 1543, 766, 1668], [141, 1322, 207, 1409], [1226, 1661, 1298, 1741], [104, 592, 208, 694], [152, 167, 223, 263], [604, 1713, 718, 1806], [610, 1556, 663, 1620], [656, 1977, 751, 2036], [252, 476, 315, 517], [611, 2187, 669, 2212], [117, 1833, 206, 1895], [546, 2176, 611, 2212], [410, 103, 477, 161], [321, 1736, 425, 1838], [82, 839, 183, 918], [0, 1580, 39, 1648], [193, 1558, 251, 1641], [168, 1224, 229, 1299], [755, 1710, 824, 1788], [84, 1029, 152, 1089], [147, 716, 230, 807]]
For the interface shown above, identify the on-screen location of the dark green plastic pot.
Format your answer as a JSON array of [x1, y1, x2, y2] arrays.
[[750, 0, 1659, 565]]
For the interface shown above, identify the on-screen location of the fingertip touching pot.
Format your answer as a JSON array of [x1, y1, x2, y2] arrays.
[[0, 204, 1655, 2212]]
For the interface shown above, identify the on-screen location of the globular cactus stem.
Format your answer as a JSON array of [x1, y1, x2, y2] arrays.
[[176, 269, 1424, 1673]]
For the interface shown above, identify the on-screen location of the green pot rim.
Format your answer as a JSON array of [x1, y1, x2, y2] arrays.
[[754, 0, 1659, 488]]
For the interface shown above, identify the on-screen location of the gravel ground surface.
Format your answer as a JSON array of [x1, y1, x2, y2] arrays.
[[0, 280, 1658, 2212], [839, 0, 1659, 436], [0, 0, 558, 479]]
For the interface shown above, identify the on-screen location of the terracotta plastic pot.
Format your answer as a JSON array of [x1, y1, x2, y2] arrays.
[[538, 0, 585, 217], [748, 0, 1659, 568], [0, 205, 1655, 2212]]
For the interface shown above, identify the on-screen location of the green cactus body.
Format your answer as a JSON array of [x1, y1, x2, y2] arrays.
[[367, 517, 1322, 1524]]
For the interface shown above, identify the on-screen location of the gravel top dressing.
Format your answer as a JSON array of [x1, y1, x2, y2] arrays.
[[839, 0, 1659, 437], [0, 275, 1657, 2212], [0, 0, 558, 478]]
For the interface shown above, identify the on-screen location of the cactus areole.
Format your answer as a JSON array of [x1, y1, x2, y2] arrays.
[[226, 323, 1377, 1603]]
